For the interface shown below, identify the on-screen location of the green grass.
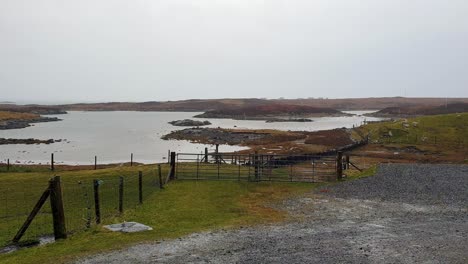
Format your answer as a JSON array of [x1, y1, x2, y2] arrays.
[[0, 165, 314, 264], [0, 164, 169, 247], [359, 113, 468, 146], [344, 166, 377, 181]]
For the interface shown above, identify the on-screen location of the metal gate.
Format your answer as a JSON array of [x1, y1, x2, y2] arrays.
[[175, 153, 337, 182]]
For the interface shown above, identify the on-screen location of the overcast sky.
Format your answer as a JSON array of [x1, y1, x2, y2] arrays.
[[1, 0, 467, 103]]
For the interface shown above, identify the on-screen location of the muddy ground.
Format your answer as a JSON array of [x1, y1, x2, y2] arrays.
[[77, 164, 468, 264]]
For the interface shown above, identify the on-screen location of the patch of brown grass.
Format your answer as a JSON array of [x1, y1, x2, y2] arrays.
[[0, 111, 39, 121]]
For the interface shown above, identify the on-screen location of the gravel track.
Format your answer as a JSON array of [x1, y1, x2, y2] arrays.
[[77, 164, 468, 264]]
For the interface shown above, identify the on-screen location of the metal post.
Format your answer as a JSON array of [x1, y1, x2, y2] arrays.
[[238, 161, 241, 181], [93, 179, 101, 224], [138, 171, 143, 204], [49, 176, 67, 240], [170, 152, 176, 180], [254, 152, 259, 181], [336, 151, 343, 180], [51, 153, 55, 171], [119, 176, 124, 213]]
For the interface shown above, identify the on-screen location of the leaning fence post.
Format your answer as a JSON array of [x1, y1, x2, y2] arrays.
[[93, 179, 101, 224], [158, 165, 163, 189], [119, 176, 124, 214], [49, 176, 67, 240], [336, 151, 343, 180], [138, 171, 143, 204], [169, 152, 176, 180]]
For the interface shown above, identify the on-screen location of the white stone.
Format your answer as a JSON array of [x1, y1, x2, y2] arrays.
[[104, 222, 153, 233]]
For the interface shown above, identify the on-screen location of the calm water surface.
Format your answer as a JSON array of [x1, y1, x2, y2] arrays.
[[0, 111, 381, 165]]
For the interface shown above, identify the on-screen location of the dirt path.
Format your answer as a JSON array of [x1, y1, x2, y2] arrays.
[[77, 164, 468, 264]]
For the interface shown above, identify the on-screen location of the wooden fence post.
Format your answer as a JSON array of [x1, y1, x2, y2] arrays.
[[168, 150, 171, 164], [7, 159, 9, 171], [204, 148, 208, 163], [158, 165, 163, 189], [49, 176, 67, 240], [13, 187, 51, 243], [94, 156, 97, 170], [131, 153, 133, 166], [119, 176, 124, 214], [51, 153, 54, 171], [93, 179, 101, 224], [336, 151, 343, 180], [138, 171, 143, 204], [169, 152, 176, 180]]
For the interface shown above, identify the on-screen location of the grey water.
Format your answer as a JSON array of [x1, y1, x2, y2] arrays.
[[0, 111, 381, 165]]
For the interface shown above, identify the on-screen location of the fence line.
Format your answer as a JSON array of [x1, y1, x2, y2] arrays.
[[0, 166, 169, 248]]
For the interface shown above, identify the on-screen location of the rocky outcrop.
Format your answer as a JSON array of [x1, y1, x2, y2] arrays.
[[168, 119, 211, 127], [0, 138, 62, 145], [0, 117, 61, 130], [265, 118, 313, 123]]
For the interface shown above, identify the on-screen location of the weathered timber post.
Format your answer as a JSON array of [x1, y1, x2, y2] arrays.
[[215, 144, 219, 164], [51, 153, 55, 171], [94, 156, 97, 170], [49, 176, 67, 240], [336, 151, 343, 180], [7, 159, 9, 171], [131, 153, 133, 166], [138, 171, 143, 204], [168, 150, 171, 164], [13, 186, 51, 243], [169, 152, 176, 180], [93, 179, 101, 224], [158, 165, 163, 189], [204, 148, 209, 163], [119, 176, 124, 214]]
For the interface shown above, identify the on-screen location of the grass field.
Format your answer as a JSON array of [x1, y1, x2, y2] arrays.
[[357, 113, 468, 147], [0, 164, 316, 264]]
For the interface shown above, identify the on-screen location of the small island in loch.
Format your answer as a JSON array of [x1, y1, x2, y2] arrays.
[[168, 119, 212, 127]]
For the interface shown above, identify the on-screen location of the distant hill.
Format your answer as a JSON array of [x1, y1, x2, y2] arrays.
[[0, 104, 67, 115], [368, 103, 468, 117], [2, 97, 468, 113], [61, 97, 468, 112]]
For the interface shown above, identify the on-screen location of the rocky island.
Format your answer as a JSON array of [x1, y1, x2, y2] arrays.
[[0, 111, 61, 130], [168, 119, 212, 127], [194, 104, 346, 121], [0, 138, 63, 145]]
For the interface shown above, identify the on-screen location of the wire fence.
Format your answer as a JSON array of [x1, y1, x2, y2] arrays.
[[0, 168, 163, 248], [176, 153, 338, 182]]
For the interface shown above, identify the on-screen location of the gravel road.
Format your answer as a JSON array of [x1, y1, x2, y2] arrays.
[[77, 164, 468, 264]]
